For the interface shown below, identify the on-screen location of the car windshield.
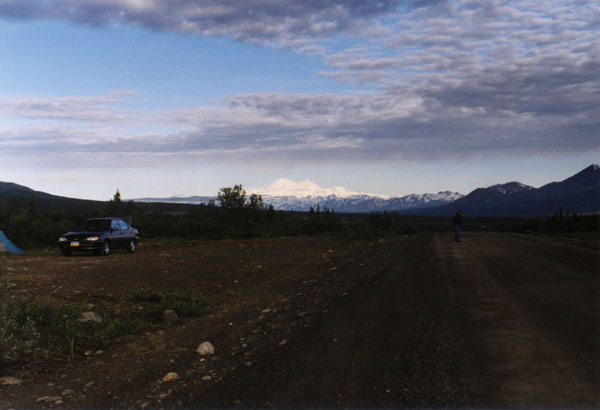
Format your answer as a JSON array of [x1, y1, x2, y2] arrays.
[[76, 219, 111, 232]]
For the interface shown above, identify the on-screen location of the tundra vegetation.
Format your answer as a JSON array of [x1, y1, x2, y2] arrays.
[[1, 185, 597, 251]]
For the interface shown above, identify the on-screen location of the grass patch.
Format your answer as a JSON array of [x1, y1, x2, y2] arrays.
[[129, 287, 163, 303], [0, 296, 145, 366], [90, 287, 118, 301], [105, 317, 142, 338], [129, 287, 209, 320], [0, 277, 16, 292], [0, 298, 48, 365], [1, 285, 209, 366]]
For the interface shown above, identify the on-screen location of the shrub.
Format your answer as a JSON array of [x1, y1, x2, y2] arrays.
[[105, 317, 142, 338], [128, 287, 209, 321], [0, 299, 47, 364], [129, 287, 163, 302]]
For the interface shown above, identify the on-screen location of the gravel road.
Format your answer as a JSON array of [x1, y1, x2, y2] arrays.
[[188, 232, 599, 408]]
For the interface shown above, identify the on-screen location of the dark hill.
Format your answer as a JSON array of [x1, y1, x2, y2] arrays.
[[0, 181, 193, 213], [426, 164, 600, 217]]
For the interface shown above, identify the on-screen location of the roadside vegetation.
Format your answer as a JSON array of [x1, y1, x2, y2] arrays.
[[0, 185, 421, 250], [0, 275, 209, 365], [1, 185, 599, 252]]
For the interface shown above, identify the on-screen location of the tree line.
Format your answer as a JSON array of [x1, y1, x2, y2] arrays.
[[0, 185, 420, 249], [1, 185, 598, 250]]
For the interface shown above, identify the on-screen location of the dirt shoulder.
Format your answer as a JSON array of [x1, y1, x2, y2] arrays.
[[0, 236, 393, 408]]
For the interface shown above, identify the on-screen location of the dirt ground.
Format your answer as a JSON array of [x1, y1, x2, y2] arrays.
[[0, 233, 598, 409]]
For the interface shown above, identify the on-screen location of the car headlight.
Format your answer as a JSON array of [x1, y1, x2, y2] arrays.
[[59, 237, 67, 242], [86, 236, 99, 241]]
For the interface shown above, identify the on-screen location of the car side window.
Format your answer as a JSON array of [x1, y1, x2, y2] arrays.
[[118, 220, 129, 230], [111, 220, 120, 231]]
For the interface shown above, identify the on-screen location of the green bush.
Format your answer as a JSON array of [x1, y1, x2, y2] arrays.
[[0, 277, 16, 292], [129, 287, 163, 302], [105, 317, 142, 338], [128, 287, 209, 321], [0, 299, 47, 364]]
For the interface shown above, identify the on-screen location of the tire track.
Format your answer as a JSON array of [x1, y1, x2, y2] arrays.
[[435, 232, 599, 408]]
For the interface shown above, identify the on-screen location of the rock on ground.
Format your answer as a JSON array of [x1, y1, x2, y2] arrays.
[[80, 311, 102, 323], [0, 376, 22, 385], [196, 341, 215, 356], [163, 372, 179, 383], [163, 309, 179, 323]]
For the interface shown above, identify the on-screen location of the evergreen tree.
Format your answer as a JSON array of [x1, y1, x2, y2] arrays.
[[27, 193, 39, 220]]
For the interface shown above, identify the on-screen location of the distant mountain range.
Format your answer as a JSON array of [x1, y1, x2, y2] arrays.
[[429, 164, 600, 217], [134, 191, 463, 213], [0, 182, 190, 213], [2, 164, 599, 216], [134, 164, 600, 216]]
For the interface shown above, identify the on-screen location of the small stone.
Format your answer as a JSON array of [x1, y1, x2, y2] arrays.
[[62, 389, 75, 397], [162, 372, 179, 383], [95, 349, 103, 354], [261, 308, 272, 314], [0, 376, 22, 385], [84, 350, 93, 356], [278, 339, 287, 346], [245, 361, 252, 367], [80, 311, 102, 323], [163, 309, 179, 323], [36, 396, 62, 403], [196, 341, 215, 356], [201, 375, 212, 382]]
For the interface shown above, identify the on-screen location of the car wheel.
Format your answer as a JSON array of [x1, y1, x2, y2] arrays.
[[61, 250, 71, 256], [128, 239, 136, 253], [102, 240, 110, 256]]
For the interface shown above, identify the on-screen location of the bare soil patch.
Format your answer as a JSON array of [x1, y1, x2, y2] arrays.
[[1, 233, 598, 409]]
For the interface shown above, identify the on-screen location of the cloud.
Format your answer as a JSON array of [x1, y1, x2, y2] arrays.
[[0, 0, 398, 48], [0, 91, 140, 123], [0, 1, 598, 168], [2, 86, 597, 168]]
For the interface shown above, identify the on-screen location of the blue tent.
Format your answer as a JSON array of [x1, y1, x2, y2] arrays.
[[0, 231, 25, 254]]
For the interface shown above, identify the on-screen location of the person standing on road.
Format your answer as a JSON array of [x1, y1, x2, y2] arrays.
[[453, 210, 463, 242]]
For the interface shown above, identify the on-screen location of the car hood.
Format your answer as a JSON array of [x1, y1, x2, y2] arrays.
[[62, 231, 107, 237]]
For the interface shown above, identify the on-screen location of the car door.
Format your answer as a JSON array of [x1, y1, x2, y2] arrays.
[[110, 219, 124, 248], [117, 219, 132, 245]]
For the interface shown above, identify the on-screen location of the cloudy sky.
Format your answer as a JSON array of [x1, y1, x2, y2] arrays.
[[0, 0, 598, 200]]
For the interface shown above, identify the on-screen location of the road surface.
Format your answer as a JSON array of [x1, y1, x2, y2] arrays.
[[181, 232, 599, 408]]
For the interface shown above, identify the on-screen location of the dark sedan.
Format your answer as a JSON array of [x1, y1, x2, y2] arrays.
[[58, 218, 139, 256]]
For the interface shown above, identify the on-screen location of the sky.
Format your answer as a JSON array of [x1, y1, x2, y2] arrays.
[[0, 0, 598, 200]]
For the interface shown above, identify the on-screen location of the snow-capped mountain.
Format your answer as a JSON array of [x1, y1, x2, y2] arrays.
[[132, 164, 600, 215], [259, 191, 462, 213], [253, 178, 389, 199], [248, 179, 462, 212], [134, 179, 462, 213], [488, 182, 535, 196]]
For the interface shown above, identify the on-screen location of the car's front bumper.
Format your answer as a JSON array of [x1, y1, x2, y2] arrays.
[[58, 240, 103, 252]]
